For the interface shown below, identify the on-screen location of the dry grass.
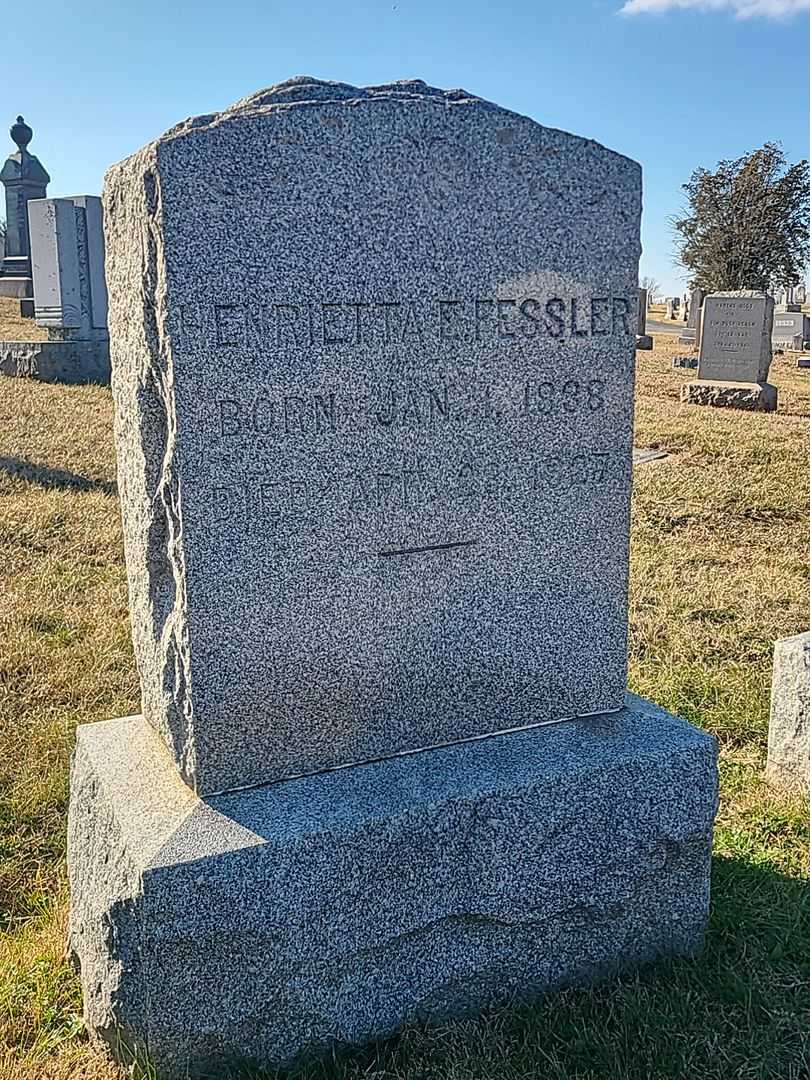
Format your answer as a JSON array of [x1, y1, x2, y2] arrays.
[[0, 298, 48, 343], [0, 334, 809, 1079]]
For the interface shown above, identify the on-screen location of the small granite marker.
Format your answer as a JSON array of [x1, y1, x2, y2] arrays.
[[682, 290, 777, 411], [766, 632, 810, 795], [67, 78, 718, 1078]]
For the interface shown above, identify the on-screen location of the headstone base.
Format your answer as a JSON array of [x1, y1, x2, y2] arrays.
[[672, 355, 698, 371], [0, 276, 33, 298], [0, 339, 110, 384], [766, 631, 810, 796], [681, 380, 777, 412], [636, 334, 653, 350], [68, 696, 718, 1080]]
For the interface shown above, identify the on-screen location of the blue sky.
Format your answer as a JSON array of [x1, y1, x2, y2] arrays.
[[9, 0, 810, 295]]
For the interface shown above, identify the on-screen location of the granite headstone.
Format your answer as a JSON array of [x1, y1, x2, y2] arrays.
[[683, 291, 776, 411], [103, 78, 640, 796], [679, 286, 704, 346], [772, 311, 809, 351], [68, 78, 718, 1078], [697, 291, 773, 383], [2, 194, 111, 383]]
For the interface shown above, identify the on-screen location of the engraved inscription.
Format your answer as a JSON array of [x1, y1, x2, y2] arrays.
[[208, 450, 621, 535], [177, 293, 635, 351], [214, 378, 609, 443]]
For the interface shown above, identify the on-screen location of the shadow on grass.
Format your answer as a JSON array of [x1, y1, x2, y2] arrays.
[[0, 456, 117, 496], [126, 855, 809, 1080]]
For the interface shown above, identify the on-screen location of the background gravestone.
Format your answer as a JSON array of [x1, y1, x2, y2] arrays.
[[0, 116, 49, 299], [68, 78, 718, 1078], [679, 286, 704, 346], [682, 290, 776, 411], [637, 286, 652, 349], [772, 310, 809, 351], [0, 195, 110, 384]]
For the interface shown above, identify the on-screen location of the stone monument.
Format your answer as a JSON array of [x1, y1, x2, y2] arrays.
[[766, 632, 810, 795], [0, 116, 49, 298], [637, 285, 652, 349], [772, 310, 810, 352], [0, 195, 110, 383], [67, 77, 719, 1078], [679, 286, 704, 347], [681, 290, 777, 411], [777, 286, 801, 313]]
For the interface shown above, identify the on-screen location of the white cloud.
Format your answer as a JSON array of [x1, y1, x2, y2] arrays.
[[620, 0, 810, 17]]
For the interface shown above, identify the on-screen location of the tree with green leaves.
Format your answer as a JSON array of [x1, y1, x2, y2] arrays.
[[673, 143, 810, 293]]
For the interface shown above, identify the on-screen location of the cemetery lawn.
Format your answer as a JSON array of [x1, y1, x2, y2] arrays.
[[1, 333, 809, 1080], [0, 298, 47, 343]]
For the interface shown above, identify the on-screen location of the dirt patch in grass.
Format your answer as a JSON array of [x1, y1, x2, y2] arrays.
[[1, 342, 809, 1080]]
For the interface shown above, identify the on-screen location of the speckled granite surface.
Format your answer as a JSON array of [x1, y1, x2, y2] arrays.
[[68, 693, 718, 1078], [102, 77, 641, 794]]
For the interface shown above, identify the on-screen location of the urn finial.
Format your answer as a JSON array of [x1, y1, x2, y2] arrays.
[[10, 116, 33, 153]]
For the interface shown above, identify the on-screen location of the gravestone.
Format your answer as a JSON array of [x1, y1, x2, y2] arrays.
[[0, 195, 110, 383], [67, 77, 718, 1078], [682, 290, 777, 411], [637, 286, 652, 349], [0, 116, 49, 298], [679, 286, 704, 346], [776, 286, 801, 313], [666, 297, 674, 319], [766, 631, 810, 795], [772, 310, 810, 351]]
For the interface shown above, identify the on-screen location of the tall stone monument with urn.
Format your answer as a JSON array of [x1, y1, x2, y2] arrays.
[[0, 116, 49, 298], [67, 77, 719, 1078]]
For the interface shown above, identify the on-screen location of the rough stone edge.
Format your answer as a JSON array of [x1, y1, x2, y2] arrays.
[[105, 76, 640, 189], [680, 380, 777, 412], [103, 144, 197, 787]]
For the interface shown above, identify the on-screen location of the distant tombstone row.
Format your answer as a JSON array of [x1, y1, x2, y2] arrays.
[[0, 117, 110, 384], [774, 284, 805, 311]]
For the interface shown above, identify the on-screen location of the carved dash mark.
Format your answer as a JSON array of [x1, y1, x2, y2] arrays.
[[378, 539, 479, 558]]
